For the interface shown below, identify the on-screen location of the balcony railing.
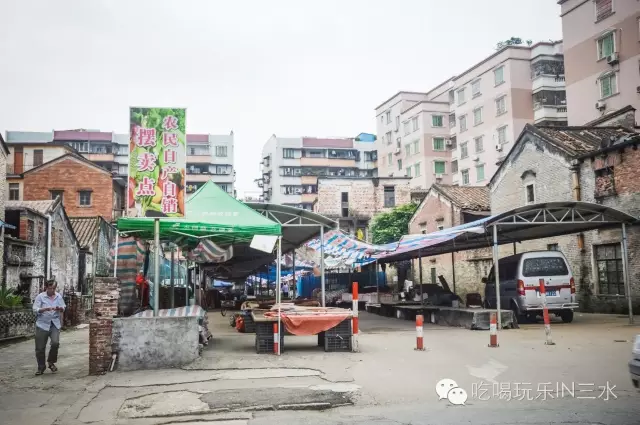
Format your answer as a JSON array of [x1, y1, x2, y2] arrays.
[[7, 163, 39, 174]]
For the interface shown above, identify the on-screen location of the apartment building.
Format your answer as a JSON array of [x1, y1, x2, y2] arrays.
[[559, 0, 640, 125], [375, 91, 452, 190], [5, 129, 236, 203], [375, 41, 567, 187], [257, 135, 378, 209]]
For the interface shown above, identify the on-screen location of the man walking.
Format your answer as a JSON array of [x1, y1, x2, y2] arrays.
[[33, 280, 66, 375]]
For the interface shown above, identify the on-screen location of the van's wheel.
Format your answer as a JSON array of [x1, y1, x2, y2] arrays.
[[560, 310, 574, 323]]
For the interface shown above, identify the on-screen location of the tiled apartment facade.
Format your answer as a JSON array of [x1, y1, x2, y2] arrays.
[[375, 42, 567, 187], [258, 135, 378, 209], [559, 0, 640, 125]]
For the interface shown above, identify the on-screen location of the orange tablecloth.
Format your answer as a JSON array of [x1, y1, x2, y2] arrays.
[[264, 312, 351, 336]]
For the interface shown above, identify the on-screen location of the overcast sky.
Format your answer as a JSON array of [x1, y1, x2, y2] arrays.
[[0, 0, 562, 197]]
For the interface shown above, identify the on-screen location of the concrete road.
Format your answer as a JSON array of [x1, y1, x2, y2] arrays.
[[0, 310, 638, 425]]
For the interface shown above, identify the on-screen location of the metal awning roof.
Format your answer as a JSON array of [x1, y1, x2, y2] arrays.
[[376, 201, 638, 263], [202, 203, 335, 281], [245, 203, 336, 255]]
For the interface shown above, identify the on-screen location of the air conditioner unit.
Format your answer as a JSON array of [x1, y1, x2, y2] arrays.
[[473, 155, 480, 162], [445, 139, 453, 146], [606, 53, 619, 65], [636, 86, 640, 94], [435, 174, 443, 180], [395, 148, 401, 154], [595, 101, 606, 110], [495, 144, 503, 152]]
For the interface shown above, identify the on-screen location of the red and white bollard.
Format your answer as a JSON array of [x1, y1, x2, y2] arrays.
[[352, 282, 359, 352], [415, 314, 425, 351], [488, 312, 499, 347], [539, 279, 555, 346], [273, 322, 280, 355]]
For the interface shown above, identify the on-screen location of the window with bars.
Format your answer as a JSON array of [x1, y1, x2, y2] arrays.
[[594, 0, 613, 21], [473, 107, 483, 126], [9, 183, 20, 201], [595, 244, 624, 295], [383, 186, 395, 208], [215, 146, 228, 157], [460, 142, 469, 159], [461, 169, 470, 185], [459, 115, 467, 132], [474, 136, 484, 153], [283, 148, 295, 159], [496, 96, 506, 115]]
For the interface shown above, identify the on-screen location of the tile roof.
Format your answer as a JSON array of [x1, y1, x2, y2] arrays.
[[531, 125, 638, 157], [5, 199, 57, 216], [432, 184, 490, 211], [69, 217, 100, 249]]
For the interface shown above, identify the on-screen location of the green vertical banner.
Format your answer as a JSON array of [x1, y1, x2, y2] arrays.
[[128, 107, 187, 218]]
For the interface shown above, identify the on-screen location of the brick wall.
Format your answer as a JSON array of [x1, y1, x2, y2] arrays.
[[316, 178, 412, 220], [89, 277, 119, 376], [23, 156, 114, 219], [491, 134, 640, 314], [408, 190, 492, 300]]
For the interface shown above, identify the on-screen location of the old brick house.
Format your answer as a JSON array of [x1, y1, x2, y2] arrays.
[[70, 216, 116, 295], [20, 153, 124, 221], [4, 199, 79, 300], [408, 184, 491, 299], [314, 177, 411, 241], [0, 133, 9, 282], [490, 123, 640, 313]]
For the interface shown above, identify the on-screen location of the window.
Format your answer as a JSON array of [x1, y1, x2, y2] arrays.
[[459, 115, 467, 132], [595, 0, 614, 21], [434, 161, 446, 175], [79, 190, 92, 206], [9, 183, 20, 201], [405, 144, 411, 157], [387, 153, 392, 166], [597, 32, 615, 60], [494, 66, 505, 86], [595, 244, 624, 295], [386, 131, 392, 144], [522, 257, 569, 277], [215, 146, 227, 157], [496, 96, 507, 115], [457, 88, 466, 105], [386, 110, 391, 124], [448, 90, 455, 104], [412, 117, 419, 132], [525, 183, 535, 204], [599, 73, 617, 98], [547, 244, 559, 251], [397, 159, 402, 171], [451, 160, 458, 174], [474, 136, 484, 153], [449, 113, 456, 129], [497, 126, 508, 145], [413, 140, 420, 154], [473, 107, 483, 126], [476, 164, 485, 182], [414, 163, 421, 177], [436, 220, 444, 231], [50, 190, 64, 201], [27, 219, 35, 241], [432, 115, 444, 127], [341, 192, 349, 218], [430, 267, 437, 285], [396, 137, 402, 149], [433, 137, 445, 151], [471, 79, 481, 97], [33, 149, 44, 166], [395, 116, 400, 129], [460, 142, 469, 159], [283, 148, 295, 159], [383, 186, 395, 208], [461, 169, 470, 185], [406, 167, 412, 177], [404, 121, 411, 135]]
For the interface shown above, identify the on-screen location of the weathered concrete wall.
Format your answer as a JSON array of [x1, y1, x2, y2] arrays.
[[112, 316, 200, 371], [50, 206, 79, 295]]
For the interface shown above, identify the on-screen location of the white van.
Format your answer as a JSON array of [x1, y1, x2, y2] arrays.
[[483, 251, 579, 323]]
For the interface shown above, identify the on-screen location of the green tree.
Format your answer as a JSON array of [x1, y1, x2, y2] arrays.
[[370, 203, 418, 245], [496, 37, 526, 50]]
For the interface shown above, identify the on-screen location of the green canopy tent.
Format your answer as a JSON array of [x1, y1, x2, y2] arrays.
[[116, 180, 282, 315]]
